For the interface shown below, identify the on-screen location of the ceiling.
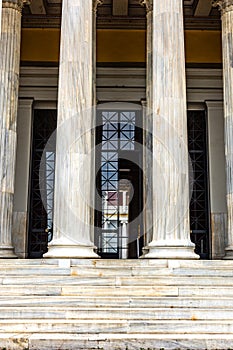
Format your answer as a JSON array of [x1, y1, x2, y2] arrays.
[[22, 0, 220, 30]]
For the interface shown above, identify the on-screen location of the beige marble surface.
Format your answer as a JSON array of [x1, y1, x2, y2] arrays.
[[213, 0, 233, 259], [0, 0, 25, 257], [0, 259, 232, 348], [0, 0, 2, 38], [44, 0, 98, 258], [144, 0, 198, 259]]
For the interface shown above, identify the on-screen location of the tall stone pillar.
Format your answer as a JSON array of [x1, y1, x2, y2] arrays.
[[143, 0, 198, 259], [0, 0, 2, 37], [44, 0, 99, 258], [0, 0, 27, 258], [140, 1, 153, 249], [213, 0, 233, 259]]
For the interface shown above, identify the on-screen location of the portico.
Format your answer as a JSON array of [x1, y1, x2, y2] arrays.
[[0, 0, 230, 260]]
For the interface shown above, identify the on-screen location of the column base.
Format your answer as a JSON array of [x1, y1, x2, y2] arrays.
[[142, 240, 199, 259], [223, 246, 233, 259], [43, 237, 100, 259], [0, 245, 17, 258]]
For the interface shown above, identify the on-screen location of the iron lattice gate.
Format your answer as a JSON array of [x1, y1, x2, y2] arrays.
[[28, 109, 57, 258], [188, 110, 210, 259], [95, 109, 143, 259]]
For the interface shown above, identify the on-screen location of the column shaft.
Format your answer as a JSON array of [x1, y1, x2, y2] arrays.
[[141, 1, 153, 250], [0, 0, 25, 257], [44, 0, 99, 258], [144, 0, 198, 259], [213, 0, 233, 258]]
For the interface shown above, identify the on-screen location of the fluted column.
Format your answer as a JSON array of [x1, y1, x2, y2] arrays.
[[0, 0, 27, 257], [0, 0, 2, 37], [44, 0, 99, 258], [140, 1, 153, 250], [213, 0, 233, 259], [143, 0, 198, 259]]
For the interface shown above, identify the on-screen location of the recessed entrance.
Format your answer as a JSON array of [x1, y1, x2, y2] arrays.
[[28, 109, 57, 258], [95, 108, 143, 259], [27, 106, 210, 259]]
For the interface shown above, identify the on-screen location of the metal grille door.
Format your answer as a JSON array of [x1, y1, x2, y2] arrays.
[[28, 109, 57, 258], [188, 110, 210, 259], [95, 110, 143, 259]]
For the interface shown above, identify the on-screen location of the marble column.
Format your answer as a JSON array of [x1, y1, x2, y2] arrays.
[[142, 0, 199, 259], [0, 0, 2, 37], [44, 0, 99, 258], [213, 0, 233, 259], [13, 99, 33, 258], [140, 1, 153, 250], [0, 0, 28, 258]]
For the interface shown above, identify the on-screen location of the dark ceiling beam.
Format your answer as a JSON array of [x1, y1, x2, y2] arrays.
[[30, 0, 46, 15], [112, 0, 129, 16], [194, 0, 212, 16]]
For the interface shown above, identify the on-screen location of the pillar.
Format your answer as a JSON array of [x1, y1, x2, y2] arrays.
[[44, 0, 100, 258], [0, 0, 2, 37], [213, 0, 233, 259], [140, 1, 153, 250], [205, 101, 227, 259], [13, 99, 33, 258], [143, 0, 199, 259], [0, 0, 28, 258]]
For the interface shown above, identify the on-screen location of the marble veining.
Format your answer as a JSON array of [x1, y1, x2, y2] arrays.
[[213, 0, 233, 258], [44, 0, 99, 258], [144, 0, 198, 259], [0, 0, 25, 257]]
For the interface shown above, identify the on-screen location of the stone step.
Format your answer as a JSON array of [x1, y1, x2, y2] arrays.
[[62, 285, 233, 297], [0, 295, 232, 308], [0, 285, 179, 296], [3, 333, 233, 350], [0, 319, 233, 334], [2, 265, 233, 279], [72, 266, 233, 277], [2, 275, 233, 286], [0, 284, 233, 297], [21, 333, 233, 350], [1, 259, 233, 270], [0, 267, 71, 276], [0, 306, 232, 320], [0, 285, 62, 296]]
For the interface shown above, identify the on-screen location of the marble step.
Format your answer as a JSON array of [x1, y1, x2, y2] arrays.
[[0, 306, 232, 320], [2, 275, 233, 286], [0, 295, 232, 308], [0, 267, 71, 276], [0, 319, 233, 334], [62, 285, 233, 297], [14, 333, 233, 350], [2, 332, 233, 350], [1, 259, 233, 270], [0, 285, 179, 296], [0, 284, 233, 297], [2, 265, 233, 278], [71, 266, 233, 277]]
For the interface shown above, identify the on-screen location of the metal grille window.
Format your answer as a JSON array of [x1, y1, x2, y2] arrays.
[[95, 109, 143, 259], [28, 109, 57, 258], [188, 110, 210, 259]]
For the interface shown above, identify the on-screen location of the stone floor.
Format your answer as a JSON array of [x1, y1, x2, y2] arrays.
[[0, 258, 233, 349]]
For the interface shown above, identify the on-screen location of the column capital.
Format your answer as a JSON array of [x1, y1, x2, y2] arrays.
[[212, 0, 233, 15], [93, 0, 103, 15], [2, 0, 31, 12], [139, 0, 153, 13]]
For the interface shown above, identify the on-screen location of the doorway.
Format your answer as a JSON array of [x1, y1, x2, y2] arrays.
[[28, 109, 57, 258], [95, 108, 144, 259]]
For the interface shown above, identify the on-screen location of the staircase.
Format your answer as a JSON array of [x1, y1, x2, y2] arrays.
[[1, 259, 233, 349]]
